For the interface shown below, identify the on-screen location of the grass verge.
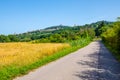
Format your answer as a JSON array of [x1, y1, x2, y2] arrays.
[[0, 38, 91, 80]]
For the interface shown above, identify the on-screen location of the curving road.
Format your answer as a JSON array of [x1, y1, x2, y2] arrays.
[[14, 41, 120, 80]]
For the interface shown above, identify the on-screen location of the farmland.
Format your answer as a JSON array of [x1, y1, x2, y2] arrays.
[[0, 42, 70, 69]]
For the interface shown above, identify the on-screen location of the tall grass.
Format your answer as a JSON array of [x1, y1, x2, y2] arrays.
[[0, 38, 91, 80]]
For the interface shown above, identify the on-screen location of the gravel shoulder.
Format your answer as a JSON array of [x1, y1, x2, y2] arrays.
[[14, 41, 120, 80]]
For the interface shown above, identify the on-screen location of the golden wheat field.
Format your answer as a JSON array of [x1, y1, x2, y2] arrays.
[[0, 42, 70, 68]]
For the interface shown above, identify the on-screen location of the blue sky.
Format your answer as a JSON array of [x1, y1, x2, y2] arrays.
[[0, 0, 120, 35]]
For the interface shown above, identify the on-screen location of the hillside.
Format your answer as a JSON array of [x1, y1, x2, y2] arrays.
[[0, 21, 112, 42]]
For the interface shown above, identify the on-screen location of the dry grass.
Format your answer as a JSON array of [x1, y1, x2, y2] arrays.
[[0, 42, 70, 68]]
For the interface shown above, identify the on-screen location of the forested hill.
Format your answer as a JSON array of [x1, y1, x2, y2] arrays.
[[0, 21, 112, 42]]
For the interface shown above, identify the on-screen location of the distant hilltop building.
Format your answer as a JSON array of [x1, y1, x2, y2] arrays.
[[73, 24, 79, 26]]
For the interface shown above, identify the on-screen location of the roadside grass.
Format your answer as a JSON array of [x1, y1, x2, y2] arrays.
[[0, 38, 91, 80]]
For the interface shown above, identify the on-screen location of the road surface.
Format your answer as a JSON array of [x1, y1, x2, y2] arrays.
[[14, 41, 120, 80]]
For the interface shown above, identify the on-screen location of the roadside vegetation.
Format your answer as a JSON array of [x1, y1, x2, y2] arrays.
[[101, 19, 120, 61]]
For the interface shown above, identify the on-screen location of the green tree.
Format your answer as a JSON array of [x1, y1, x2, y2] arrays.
[[8, 35, 19, 42], [0, 35, 10, 42], [50, 34, 64, 42]]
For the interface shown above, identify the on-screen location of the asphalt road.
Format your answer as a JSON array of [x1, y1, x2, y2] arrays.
[[14, 41, 120, 80]]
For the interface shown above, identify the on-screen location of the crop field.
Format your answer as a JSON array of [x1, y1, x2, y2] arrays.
[[0, 42, 70, 69]]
